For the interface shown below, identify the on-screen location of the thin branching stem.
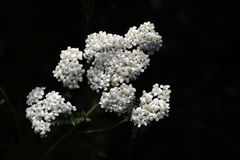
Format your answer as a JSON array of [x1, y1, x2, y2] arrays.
[[85, 103, 99, 117], [40, 126, 76, 160], [40, 102, 100, 160], [82, 119, 128, 134]]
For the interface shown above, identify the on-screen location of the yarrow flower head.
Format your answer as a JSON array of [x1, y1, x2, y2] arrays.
[[26, 87, 45, 106], [83, 22, 159, 92], [131, 84, 171, 127], [53, 47, 85, 89], [84, 31, 128, 62], [26, 87, 76, 137], [87, 49, 150, 92], [124, 21, 163, 54], [26, 21, 170, 137], [99, 83, 136, 114]]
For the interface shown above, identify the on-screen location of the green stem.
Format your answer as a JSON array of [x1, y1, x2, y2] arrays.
[[40, 126, 76, 160], [41, 118, 127, 159], [40, 102, 100, 159], [85, 103, 99, 117], [82, 119, 128, 134]]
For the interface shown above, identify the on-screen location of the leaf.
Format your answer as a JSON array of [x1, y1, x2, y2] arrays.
[[52, 112, 91, 126]]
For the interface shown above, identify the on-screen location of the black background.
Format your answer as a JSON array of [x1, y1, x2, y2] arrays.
[[0, 0, 238, 160]]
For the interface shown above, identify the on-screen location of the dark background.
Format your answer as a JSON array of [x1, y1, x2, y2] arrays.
[[0, 0, 238, 160]]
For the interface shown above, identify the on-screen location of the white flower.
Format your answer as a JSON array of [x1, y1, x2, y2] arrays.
[[84, 22, 161, 92], [26, 87, 76, 137], [87, 49, 150, 92], [124, 21, 163, 54], [53, 47, 85, 89], [26, 87, 45, 106], [131, 84, 171, 127], [99, 83, 136, 114], [84, 31, 128, 62]]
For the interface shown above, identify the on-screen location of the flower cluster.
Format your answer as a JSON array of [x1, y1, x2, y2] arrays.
[[99, 83, 136, 114], [124, 21, 162, 54], [87, 49, 150, 92], [84, 32, 128, 62], [53, 47, 85, 89], [26, 87, 76, 136], [84, 22, 160, 92], [26, 21, 170, 137], [131, 84, 171, 127], [26, 87, 45, 106]]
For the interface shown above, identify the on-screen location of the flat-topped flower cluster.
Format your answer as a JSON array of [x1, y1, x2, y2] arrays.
[[99, 83, 136, 114], [53, 47, 85, 89], [26, 22, 171, 137], [131, 84, 171, 127], [26, 87, 76, 137]]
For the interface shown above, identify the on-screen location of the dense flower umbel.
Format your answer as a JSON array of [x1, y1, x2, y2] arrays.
[[84, 22, 160, 92], [87, 49, 150, 92], [131, 84, 171, 127], [26, 87, 45, 106], [26, 87, 76, 137], [84, 31, 128, 62], [125, 22, 163, 54], [27, 22, 170, 137], [53, 47, 85, 89], [99, 83, 136, 114]]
